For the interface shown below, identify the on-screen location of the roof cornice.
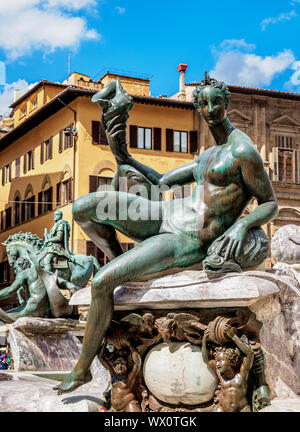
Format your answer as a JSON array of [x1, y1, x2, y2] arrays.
[[0, 87, 193, 152]]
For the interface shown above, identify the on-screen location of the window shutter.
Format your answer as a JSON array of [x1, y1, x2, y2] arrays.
[[23, 154, 27, 174], [166, 129, 174, 152], [38, 191, 42, 215], [129, 125, 138, 148], [153, 128, 161, 151], [92, 121, 100, 144], [189, 130, 198, 153], [86, 241, 96, 257], [89, 175, 98, 193], [40, 142, 44, 164], [99, 122, 108, 145], [69, 124, 74, 148], [295, 150, 300, 184], [48, 187, 53, 211], [31, 149, 34, 170], [1, 167, 4, 186], [59, 130, 63, 153], [49, 137, 53, 159], [56, 183, 61, 207], [68, 178, 72, 202], [9, 163, 12, 182], [272, 147, 279, 181], [5, 207, 11, 229], [15, 158, 20, 179]]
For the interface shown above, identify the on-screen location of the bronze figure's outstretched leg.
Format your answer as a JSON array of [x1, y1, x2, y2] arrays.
[[55, 192, 204, 394]]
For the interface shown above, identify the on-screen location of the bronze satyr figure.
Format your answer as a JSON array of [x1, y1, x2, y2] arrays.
[[55, 75, 277, 394]]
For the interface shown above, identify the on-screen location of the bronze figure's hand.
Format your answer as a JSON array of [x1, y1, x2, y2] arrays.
[[209, 221, 247, 262]]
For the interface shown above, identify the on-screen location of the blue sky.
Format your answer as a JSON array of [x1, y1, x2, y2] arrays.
[[0, 0, 300, 115]]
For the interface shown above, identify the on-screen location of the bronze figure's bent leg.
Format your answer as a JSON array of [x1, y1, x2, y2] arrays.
[[72, 191, 163, 260], [55, 232, 204, 394]]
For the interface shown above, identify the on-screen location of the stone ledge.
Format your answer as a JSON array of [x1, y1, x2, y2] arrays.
[[70, 270, 284, 310]]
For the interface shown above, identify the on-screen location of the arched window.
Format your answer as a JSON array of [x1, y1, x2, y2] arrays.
[[56, 173, 72, 207], [22, 187, 35, 222], [38, 180, 53, 215], [14, 193, 21, 225]]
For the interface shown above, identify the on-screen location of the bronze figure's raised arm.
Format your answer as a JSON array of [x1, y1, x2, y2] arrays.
[[55, 74, 277, 394]]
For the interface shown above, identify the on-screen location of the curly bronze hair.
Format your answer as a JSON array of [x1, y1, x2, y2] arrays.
[[214, 346, 242, 369], [193, 72, 231, 109]]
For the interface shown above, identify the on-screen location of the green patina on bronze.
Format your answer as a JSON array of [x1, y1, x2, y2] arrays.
[[0, 211, 100, 321], [55, 75, 278, 394]]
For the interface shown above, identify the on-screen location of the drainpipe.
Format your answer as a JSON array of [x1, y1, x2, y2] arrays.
[[58, 97, 77, 253]]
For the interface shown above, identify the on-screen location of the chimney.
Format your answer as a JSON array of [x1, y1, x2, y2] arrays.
[[177, 63, 188, 100], [13, 89, 19, 102]]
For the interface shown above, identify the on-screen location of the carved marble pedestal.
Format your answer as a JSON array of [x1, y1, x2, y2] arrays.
[[70, 269, 300, 412]]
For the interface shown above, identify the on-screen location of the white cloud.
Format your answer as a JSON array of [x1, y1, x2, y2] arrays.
[[45, 0, 96, 10], [284, 60, 300, 91], [210, 40, 296, 88], [261, 10, 297, 31], [115, 6, 125, 14], [0, 80, 37, 117], [218, 39, 256, 52], [0, 0, 100, 60]]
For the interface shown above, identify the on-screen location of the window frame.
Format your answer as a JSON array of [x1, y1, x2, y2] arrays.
[[137, 127, 152, 150], [173, 130, 188, 153]]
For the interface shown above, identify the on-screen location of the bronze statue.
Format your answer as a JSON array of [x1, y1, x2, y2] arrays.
[[0, 252, 73, 322], [3, 230, 99, 295], [43, 210, 72, 272], [202, 325, 254, 412], [55, 75, 277, 394]]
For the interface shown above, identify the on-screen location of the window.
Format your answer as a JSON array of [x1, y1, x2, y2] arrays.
[[1, 164, 11, 185], [89, 176, 112, 193], [0, 261, 10, 284], [0, 211, 4, 232], [166, 129, 198, 153], [273, 135, 300, 183], [28, 150, 34, 171], [91, 121, 108, 145], [38, 186, 53, 215], [40, 138, 53, 163], [45, 138, 53, 161], [56, 178, 72, 207], [32, 97, 37, 110], [174, 131, 188, 153], [86, 241, 110, 267], [5, 207, 11, 230], [5, 164, 11, 183], [24, 150, 34, 173], [137, 127, 152, 149], [15, 157, 20, 178], [129, 126, 156, 150], [22, 105, 27, 117], [24, 196, 35, 221], [14, 196, 21, 225], [64, 124, 74, 149]]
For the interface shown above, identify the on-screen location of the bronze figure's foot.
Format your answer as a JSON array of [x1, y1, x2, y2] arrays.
[[54, 369, 92, 395]]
